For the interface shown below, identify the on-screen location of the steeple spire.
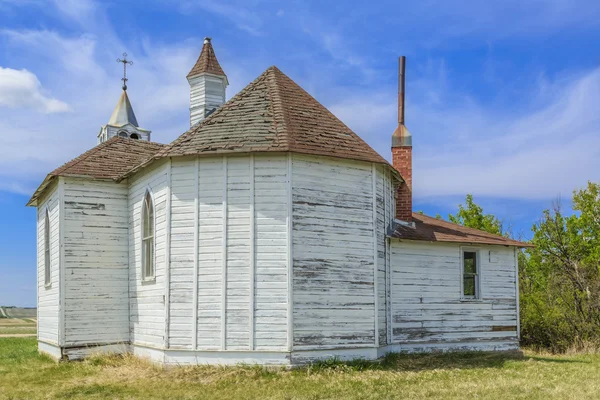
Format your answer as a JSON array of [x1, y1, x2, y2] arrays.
[[187, 37, 229, 126], [97, 52, 152, 143]]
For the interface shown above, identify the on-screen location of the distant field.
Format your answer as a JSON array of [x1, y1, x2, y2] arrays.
[[2, 337, 600, 399], [2, 307, 37, 319], [0, 308, 36, 335]]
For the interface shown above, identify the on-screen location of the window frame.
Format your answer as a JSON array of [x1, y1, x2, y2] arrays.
[[44, 207, 51, 288], [141, 189, 156, 282], [460, 247, 480, 300]]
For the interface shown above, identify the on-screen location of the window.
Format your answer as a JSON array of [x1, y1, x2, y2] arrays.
[[44, 209, 51, 286], [130, 133, 140, 139], [462, 250, 479, 298], [118, 131, 128, 137], [141, 191, 155, 280]]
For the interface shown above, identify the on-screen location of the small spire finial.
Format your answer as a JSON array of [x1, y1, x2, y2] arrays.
[[204, 37, 211, 44], [116, 53, 133, 90]]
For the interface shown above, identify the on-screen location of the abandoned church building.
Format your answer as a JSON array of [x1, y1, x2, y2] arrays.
[[27, 38, 531, 365]]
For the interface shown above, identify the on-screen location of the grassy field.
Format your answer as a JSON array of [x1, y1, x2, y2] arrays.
[[0, 309, 36, 335], [2, 338, 600, 399]]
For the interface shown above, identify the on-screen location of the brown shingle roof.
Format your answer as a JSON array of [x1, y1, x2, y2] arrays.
[[187, 38, 227, 79], [390, 212, 533, 248], [153, 66, 388, 165], [27, 137, 165, 206]]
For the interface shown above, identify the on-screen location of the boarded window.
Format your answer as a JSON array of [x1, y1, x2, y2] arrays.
[[44, 209, 51, 286], [142, 191, 155, 280], [463, 251, 478, 298]]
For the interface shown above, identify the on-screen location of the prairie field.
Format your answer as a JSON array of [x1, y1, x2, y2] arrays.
[[2, 338, 600, 399]]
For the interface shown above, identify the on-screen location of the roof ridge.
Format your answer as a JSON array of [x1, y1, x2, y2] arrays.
[[264, 66, 291, 150]]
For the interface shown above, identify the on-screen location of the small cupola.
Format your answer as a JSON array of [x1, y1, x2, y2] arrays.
[[98, 53, 151, 143], [187, 37, 228, 127]]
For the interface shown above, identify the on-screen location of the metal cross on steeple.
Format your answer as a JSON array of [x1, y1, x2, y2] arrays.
[[117, 53, 133, 90]]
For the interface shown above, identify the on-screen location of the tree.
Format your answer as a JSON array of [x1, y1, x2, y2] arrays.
[[448, 194, 506, 236], [520, 182, 600, 352]]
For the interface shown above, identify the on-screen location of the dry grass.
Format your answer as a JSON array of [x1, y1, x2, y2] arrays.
[[0, 317, 36, 335], [2, 338, 600, 399]]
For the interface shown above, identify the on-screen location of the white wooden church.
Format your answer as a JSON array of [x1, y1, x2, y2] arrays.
[[28, 38, 531, 365]]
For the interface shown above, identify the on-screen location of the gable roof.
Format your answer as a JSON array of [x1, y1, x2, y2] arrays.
[[390, 212, 533, 248], [108, 90, 139, 127], [27, 137, 165, 206], [143, 66, 388, 170], [187, 39, 227, 79]]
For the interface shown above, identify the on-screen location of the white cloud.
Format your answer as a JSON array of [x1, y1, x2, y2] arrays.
[[328, 65, 600, 201], [0, 67, 70, 113]]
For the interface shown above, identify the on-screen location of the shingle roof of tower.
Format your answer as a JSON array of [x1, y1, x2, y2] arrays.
[[27, 137, 165, 206], [187, 38, 227, 79], [147, 66, 388, 166], [390, 213, 534, 248], [108, 90, 139, 127]]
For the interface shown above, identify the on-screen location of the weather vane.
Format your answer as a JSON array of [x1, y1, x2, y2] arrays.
[[117, 53, 133, 90]]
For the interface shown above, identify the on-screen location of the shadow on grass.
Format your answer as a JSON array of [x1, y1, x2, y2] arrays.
[[302, 350, 587, 374]]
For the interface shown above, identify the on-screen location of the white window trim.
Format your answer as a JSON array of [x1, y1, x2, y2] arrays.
[[460, 246, 481, 300], [44, 207, 52, 288], [141, 188, 156, 283]]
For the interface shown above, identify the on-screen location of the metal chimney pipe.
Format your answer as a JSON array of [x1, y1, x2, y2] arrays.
[[398, 56, 406, 125]]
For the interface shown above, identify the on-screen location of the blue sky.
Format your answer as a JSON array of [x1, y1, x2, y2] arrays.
[[1, 0, 600, 306]]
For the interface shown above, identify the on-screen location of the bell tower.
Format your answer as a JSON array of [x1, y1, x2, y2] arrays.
[[98, 53, 151, 143], [187, 38, 228, 127]]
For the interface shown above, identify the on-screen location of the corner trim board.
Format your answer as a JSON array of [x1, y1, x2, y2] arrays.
[[192, 157, 199, 350]]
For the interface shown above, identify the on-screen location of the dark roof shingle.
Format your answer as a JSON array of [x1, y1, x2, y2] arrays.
[[390, 213, 533, 248], [27, 137, 165, 206], [187, 39, 227, 79], [154, 66, 388, 165]]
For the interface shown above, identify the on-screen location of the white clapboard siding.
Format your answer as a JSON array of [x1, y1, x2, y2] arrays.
[[254, 155, 289, 350], [167, 155, 290, 352], [188, 74, 226, 127], [224, 156, 252, 350], [390, 241, 518, 349], [129, 161, 168, 348], [197, 157, 225, 350], [62, 178, 129, 346], [375, 166, 394, 346], [37, 183, 60, 345], [168, 158, 196, 349], [292, 154, 376, 350]]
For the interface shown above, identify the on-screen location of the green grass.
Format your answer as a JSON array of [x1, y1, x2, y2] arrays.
[[2, 338, 600, 399], [0, 317, 36, 336]]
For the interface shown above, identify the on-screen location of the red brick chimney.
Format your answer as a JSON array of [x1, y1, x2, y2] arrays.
[[392, 56, 413, 222]]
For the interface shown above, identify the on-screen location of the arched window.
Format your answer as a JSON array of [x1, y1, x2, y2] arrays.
[[141, 190, 155, 280], [130, 133, 140, 139], [118, 131, 128, 137], [44, 209, 51, 286]]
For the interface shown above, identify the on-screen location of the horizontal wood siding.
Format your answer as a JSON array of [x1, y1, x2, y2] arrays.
[[189, 75, 226, 126], [376, 166, 394, 346], [37, 185, 60, 345], [225, 157, 251, 350], [390, 241, 518, 349], [197, 157, 225, 350], [62, 178, 129, 346], [292, 154, 376, 350], [254, 155, 289, 350], [168, 158, 196, 349], [129, 161, 168, 348]]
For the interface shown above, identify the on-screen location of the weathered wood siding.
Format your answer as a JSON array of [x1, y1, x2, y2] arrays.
[[129, 161, 169, 348], [62, 178, 129, 346], [376, 166, 394, 346], [292, 154, 376, 350], [167, 155, 289, 351], [189, 74, 226, 127], [37, 183, 60, 345], [390, 241, 519, 350]]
